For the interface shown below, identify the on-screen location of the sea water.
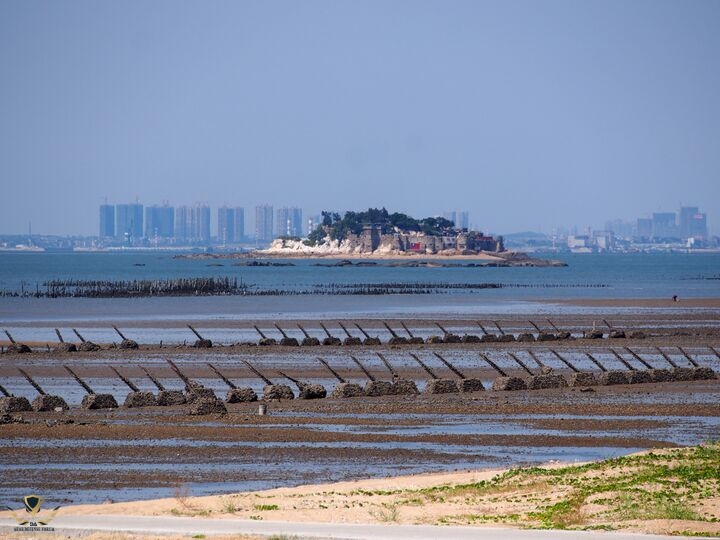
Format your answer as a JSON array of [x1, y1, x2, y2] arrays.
[[0, 251, 718, 325]]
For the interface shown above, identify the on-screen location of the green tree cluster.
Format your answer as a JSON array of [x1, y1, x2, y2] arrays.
[[306, 207, 458, 245]]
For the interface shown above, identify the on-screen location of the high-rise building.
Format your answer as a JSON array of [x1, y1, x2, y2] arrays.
[[217, 206, 236, 244], [456, 211, 469, 230], [191, 204, 211, 243], [233, 207, 245, 242], [255, 205, 274, 243], [636, 218, 652, 241], [605, 219, 634, 239], [116, 203, 143, 244], [679, 206, 699, 238], [652, 212, 678, 239], [175, 204, 211, 243], [688, 212, 708, 240], [306, 215, 321, 236], [276, 207, 302, 237], [145, 204, 174, 239], [187, 207, 198, 241], [99, 204, 115, 238], [442, 210, 469, 229], [217, 206, 245, 244], [175, 206, 190, 243], [678, 206, 707, 240]]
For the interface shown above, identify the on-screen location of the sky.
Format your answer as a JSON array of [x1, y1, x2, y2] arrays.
[[1, 0, 719, 237]]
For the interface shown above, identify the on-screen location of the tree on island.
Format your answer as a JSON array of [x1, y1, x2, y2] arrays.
[[306, 207, 458, 246]]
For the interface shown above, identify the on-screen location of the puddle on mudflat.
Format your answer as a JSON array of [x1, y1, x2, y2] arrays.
[[1, 445, 639, 505]]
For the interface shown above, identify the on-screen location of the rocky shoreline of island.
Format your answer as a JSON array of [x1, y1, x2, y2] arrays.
[[174, 250, 567, 267]]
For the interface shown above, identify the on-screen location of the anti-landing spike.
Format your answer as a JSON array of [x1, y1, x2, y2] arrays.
[[507, 352, 534, 376], [409, 353, 438, 379], [478, 353, 507, 377]]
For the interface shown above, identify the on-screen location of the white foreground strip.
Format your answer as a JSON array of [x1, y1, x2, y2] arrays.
[[1, 515, 681, 539]]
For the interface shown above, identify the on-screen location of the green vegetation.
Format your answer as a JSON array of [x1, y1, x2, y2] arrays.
[[307, 207, 458, 245], [350, 488, 403, 497], [670, 532, 720, 538], [416, 443, 720, 532], [162, 443, 717, 537], [170, 507, 211, 517], [254, 503, 280, 511], [369, 503, 400, 522], [219, 497, 238, 513]]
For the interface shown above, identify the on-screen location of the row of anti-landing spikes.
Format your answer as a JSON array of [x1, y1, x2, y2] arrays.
[[4, 346, 718, 398], [247, 320, 646, 347], [1, 319, 644, 353]]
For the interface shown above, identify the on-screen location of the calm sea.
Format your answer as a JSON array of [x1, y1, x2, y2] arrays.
[[0, 252, 718, 326]]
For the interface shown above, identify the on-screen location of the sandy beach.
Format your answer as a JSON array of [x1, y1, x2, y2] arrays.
[[2, 445, 718, 537]]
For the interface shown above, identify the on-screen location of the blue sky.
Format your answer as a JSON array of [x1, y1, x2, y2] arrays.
[[1, 0, 718, 236]]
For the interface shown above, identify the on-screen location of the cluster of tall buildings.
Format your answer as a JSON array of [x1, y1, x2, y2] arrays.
[[565, 205, 711, 253], [252, 205, 305, 243], [99, 203, 239, 246], [99, 202, 306, 246], [603, 206, 708, 243], [634, 206, 708, 243], [600, 206, 709, 245], [442, 210, 470, 230], [99, 202, 472, 247]]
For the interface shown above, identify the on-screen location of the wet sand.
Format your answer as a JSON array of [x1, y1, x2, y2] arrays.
[[31, 444, 719, 538], [2, 380, 718, 504], [1, 339, 718, 504], [1, 299, 718, 531], [3, 302, 720, 347], [554, 297, 720, 308]]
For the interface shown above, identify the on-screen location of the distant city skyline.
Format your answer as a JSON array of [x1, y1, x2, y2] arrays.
[[3, 197, 718, 245], [1, 2, 718, 236], [90, 200, 712, 246], [1, 199, 716, 252], [90, 201, 479, 245]]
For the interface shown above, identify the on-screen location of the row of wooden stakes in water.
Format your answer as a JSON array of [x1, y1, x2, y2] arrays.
[[1, 346, 717, 417], [1, 319, 642, 354]]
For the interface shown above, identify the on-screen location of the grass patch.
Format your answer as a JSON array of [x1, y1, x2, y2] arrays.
[[350, 488, 403, 496], [163, 444, 717, 536], [254, 504, 279, 511], [408, 443, 720, 532], [173, 482, 194, 511], [528, 496, 586, 529], [610, 493, 702, 522], [169, 506, 211, 517], [219, 497, 238, 514], [370, 503, 400, 522]]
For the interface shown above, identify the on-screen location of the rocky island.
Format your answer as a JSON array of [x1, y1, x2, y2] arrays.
[[173, 208, 566, 266], [257, 207, 566, 266]]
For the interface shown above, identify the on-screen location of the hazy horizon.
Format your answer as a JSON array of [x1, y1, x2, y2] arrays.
[[0, 199, 711, 240], [1, 1, 719, 237]]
